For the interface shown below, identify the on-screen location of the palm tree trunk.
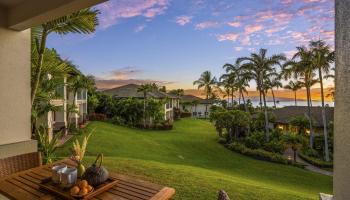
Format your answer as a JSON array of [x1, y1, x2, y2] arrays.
[[294, 91, 297, 106], [306, 85, 314, 148], [238, 92, 241, 105], [319, 68, 330, 161], [31, 30, 48, 106], [241, 90, 250, 135], [205, 94, 208, 119], [231, 90, 234, 108], [259, 90, 263, 110], [271, 89, 276, 108], [262, 89, 270, 141]]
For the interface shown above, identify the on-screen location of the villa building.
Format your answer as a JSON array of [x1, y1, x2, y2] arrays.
[[103, 84, 179, 121], [271, 106, 334, 135], [180, 95, 213, 118]]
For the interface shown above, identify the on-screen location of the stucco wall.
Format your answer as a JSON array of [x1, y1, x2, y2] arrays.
[[0, 15, 32, 145]]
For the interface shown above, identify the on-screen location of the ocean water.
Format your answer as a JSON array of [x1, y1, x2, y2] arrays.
[[229, 99, 334, 108]]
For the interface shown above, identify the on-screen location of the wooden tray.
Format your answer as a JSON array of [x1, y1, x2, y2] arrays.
[[39, 177, 118, 200]]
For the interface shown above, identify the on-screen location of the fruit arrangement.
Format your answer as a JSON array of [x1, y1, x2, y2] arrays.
[[70, 180, 93, 196]]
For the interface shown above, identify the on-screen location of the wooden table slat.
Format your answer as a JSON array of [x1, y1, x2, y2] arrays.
[[115, 184, 155, 196], [110, 187, 151, 199], [0, 180, 40, 200], [0, 159, 175, 200]]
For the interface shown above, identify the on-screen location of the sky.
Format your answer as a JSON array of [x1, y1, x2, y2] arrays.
[[46, 0, 335, 91]]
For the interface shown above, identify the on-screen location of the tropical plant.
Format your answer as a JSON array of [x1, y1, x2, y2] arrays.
[[283, 46, 316, 148], [70, 129, 94, 177], [309, 40, 334, 162], [193, 71, 217, 118], [265, 75, 283, 108], [137, 83, 158, 127], [284, 80, 303, 106], [169, 89, 185, 98], [31, 8, 99, 107], [289, 116, 309, 136], [31, 47, 73, 135], [237, 49, 286, 141], [36, 126, 62, 164], [282, 133, 305, 162]]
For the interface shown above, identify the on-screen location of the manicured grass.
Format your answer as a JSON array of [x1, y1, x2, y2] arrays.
[[56, 119, 332, 200]]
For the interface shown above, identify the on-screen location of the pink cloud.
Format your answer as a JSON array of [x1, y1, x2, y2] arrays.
[[217, 33, 239, 42], [227, 21, 241, 27], [240, 35, 251, 46], [244, 24, 263, 34], [175, 15, 193, 26], [97, 0, 169, 29], [195, 21, 219, 30]]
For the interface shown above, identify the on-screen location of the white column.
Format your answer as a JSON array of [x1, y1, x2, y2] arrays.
[[74, 91, 78, 128], [334, 1, 350, 199]]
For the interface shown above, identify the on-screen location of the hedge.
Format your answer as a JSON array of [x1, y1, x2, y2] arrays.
[[298, 152, 333, 168], [180, 112, 192, 118], [226, 142, 304, 168]]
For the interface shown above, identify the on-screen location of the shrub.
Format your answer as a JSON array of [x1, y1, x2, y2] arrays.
[[180, 112, 192, 118], [302, 147, 319, 158], [88, 113, 107, 121], [244, 131, 264, 149], [244, 137, 262, 149], [263, 140, 285, 154], [298, 152, 333, 168], [227, 142, 288, 165]]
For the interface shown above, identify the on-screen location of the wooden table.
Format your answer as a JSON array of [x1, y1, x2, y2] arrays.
[[0, 159, 175, 200]]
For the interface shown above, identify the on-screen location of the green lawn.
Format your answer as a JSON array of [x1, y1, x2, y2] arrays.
[[56, 118, 332, 200]]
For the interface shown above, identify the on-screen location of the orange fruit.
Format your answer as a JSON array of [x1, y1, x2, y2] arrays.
[[70, 186, 80, 195], [87, 185, 93, 192], [78, 180, 88, 188], [79, 188, 88, 196]]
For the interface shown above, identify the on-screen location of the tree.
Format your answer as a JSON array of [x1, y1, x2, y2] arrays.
[[284, 81, 303, 106], [310, 40, 334, 162], [169, 89, 184, 98], [289, 116, 309, 136], [238, 49, 286, 141], [193, 71, 217, 118], [282, 133, 305, 162], [31, 48, 73, 135], [265, 75, 283, 108], [283, 47, 316, 148], [31, 8, 99, 107], [68, 74, 93, 128], [137, 83, 158, 127]]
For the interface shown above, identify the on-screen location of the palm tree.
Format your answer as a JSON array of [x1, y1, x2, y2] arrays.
[[137, 83, 158, 127], [310, 40, 335, 162], [31, 8, 99, 107], [31, 48, 73, 135], [325, 67, 335, 100], [283, 46, 316, 148], [193, 71, 217, 118], [264, 74, 282, 108], [237, 49, 286, 141], [219, 71, 236, 106], [284, 81, 303, 106], [169, 89, 184, 98]]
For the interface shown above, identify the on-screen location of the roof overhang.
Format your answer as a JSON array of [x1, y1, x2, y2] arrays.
[[0, 0, 107, 30]]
